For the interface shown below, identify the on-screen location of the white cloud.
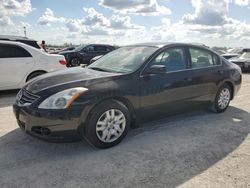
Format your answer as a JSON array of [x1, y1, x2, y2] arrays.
[[38, 8, 65, 26], [2, 0, 32, 15], [110, 15, 144, 30], [20, 21, 31, 28], [83, 7, 110, 26], [0, 0, 32, 26], [0, 15, 13, 26], [150, 0, 250, 47], [81, 7, 144, 30], [66, 7, 145, 36], [183, 0, 230, 26], [235, 0, 249, 6], [66, 19, 85, 32], [99, 0, 171, 16]]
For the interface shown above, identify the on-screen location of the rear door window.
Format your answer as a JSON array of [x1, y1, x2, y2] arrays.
[[85, 46, 94, 52], [189, 48, 219, 68], [0, 45, 32, 58], [94, 45, 108, 52]]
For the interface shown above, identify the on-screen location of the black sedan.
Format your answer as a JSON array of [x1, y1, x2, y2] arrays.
[[229, 49, 250, 71], [59, 44, 116, 67], [13, 43, 242, 148]]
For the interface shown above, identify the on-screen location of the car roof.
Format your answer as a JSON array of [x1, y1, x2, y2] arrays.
[[81, 44, 115, 47], [0, 40, 33, 48], [126, 42, 209, 49], [0, 40, 22, 45], [0, 35, 37, 42]]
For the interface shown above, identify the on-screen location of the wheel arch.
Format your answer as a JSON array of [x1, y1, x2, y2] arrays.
[[224, 81, 234, 100], [82, 97, 138, 133], [26, 70, 47, 82]]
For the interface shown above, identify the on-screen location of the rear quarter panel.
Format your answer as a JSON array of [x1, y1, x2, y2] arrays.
[[32, 53, 67, 73]]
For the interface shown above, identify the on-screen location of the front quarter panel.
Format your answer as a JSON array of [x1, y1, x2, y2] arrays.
[[74, 74, 140, 127]]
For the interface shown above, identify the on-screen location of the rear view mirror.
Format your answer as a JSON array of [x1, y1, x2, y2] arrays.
[[145, 65, 166, 74]]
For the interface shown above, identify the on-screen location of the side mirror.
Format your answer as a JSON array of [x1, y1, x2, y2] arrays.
[[145, 65, 166, 74]]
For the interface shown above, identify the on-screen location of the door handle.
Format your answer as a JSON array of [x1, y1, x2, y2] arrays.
[[218, 70, 224, 75], [184, 77, 192, 82]]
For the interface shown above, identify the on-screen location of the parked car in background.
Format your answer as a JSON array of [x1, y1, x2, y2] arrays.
[[0, 35, 40, 49], [229, 49, 250, 71], [90, 55, 103, 64], [59, 44, 117, 67], [0, 41, 67, 91], [221, 48, 246, 60], [13, 42, 242, 148], [213, 49, 226, 55], [50, 46, 76, 54]]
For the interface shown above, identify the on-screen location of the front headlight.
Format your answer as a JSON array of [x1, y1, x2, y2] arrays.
[[38, 87, 88, 109]]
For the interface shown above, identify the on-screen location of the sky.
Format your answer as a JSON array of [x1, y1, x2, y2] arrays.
[[0, 0, 250, 47]]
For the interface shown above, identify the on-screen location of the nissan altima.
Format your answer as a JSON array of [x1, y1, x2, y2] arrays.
[[13, 43, 242, 148]]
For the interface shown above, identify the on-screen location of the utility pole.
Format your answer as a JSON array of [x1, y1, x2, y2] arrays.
[[23, 26, 27, 38]]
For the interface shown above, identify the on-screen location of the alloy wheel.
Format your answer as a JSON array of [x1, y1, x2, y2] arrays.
[[218, 88, 231, 109], [96, 109, 126, 143]]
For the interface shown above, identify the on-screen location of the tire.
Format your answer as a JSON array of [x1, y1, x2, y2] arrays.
[[211, 83, 232, 113], [27, 71, 45, 82], [84, 100, 131, 149], [69, 57, 80, 67]]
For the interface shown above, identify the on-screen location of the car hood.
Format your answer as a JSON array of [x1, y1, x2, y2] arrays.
[[25, 67, 120, 94]]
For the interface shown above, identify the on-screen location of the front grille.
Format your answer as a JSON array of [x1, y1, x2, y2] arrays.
[[18, 89, 40, 106]]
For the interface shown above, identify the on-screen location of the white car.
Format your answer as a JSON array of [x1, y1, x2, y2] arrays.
[[0, 41, 67, 91]]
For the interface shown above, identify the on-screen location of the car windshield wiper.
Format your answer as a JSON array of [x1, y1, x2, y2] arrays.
[[88, 67, 127, 73], [88, 67, 111, 72]]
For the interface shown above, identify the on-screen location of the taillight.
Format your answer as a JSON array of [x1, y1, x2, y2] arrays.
[[59, 59, 67, 65]]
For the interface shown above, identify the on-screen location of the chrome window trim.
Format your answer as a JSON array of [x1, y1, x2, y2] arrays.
[[140, 45, 223, 77]]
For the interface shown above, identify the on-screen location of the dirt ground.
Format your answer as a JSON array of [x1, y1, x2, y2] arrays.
[[0, 74, 249, 188]]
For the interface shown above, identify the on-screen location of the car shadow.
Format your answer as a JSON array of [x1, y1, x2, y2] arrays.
[[0, 89, 19, 108], [0, 106, 249, 187]]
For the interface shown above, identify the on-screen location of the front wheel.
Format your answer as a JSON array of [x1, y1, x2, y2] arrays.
[[211, 83, 232, 113], [84, 100, 131, 148]]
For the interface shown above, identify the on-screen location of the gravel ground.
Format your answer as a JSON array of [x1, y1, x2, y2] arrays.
[[0, 74, 249, 188]]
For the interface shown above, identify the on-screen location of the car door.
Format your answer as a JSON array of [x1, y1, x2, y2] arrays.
[[79, 45, 96, 64], [94, 45, 109, 56], [187, 47, 224, 104], [139, 47, 194, 121], [0, 44, 34, 88]]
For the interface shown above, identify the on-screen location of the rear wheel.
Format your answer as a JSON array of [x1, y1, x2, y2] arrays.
[[211, 83, 232, 113], [70, 57, 80, 67], [84, 100, 130, 148]]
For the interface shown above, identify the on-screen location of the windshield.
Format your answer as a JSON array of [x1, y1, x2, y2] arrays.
[[240, 52, 250, 59], [74, 45, 86, 52], [88, 46, 157, 73]]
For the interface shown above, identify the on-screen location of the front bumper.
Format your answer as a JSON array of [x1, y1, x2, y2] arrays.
[[13, 104, 84, 142]]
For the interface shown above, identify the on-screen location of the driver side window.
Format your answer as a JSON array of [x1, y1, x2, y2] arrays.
[[84, 46, 94, 52], [151, 48, 186, 72]]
